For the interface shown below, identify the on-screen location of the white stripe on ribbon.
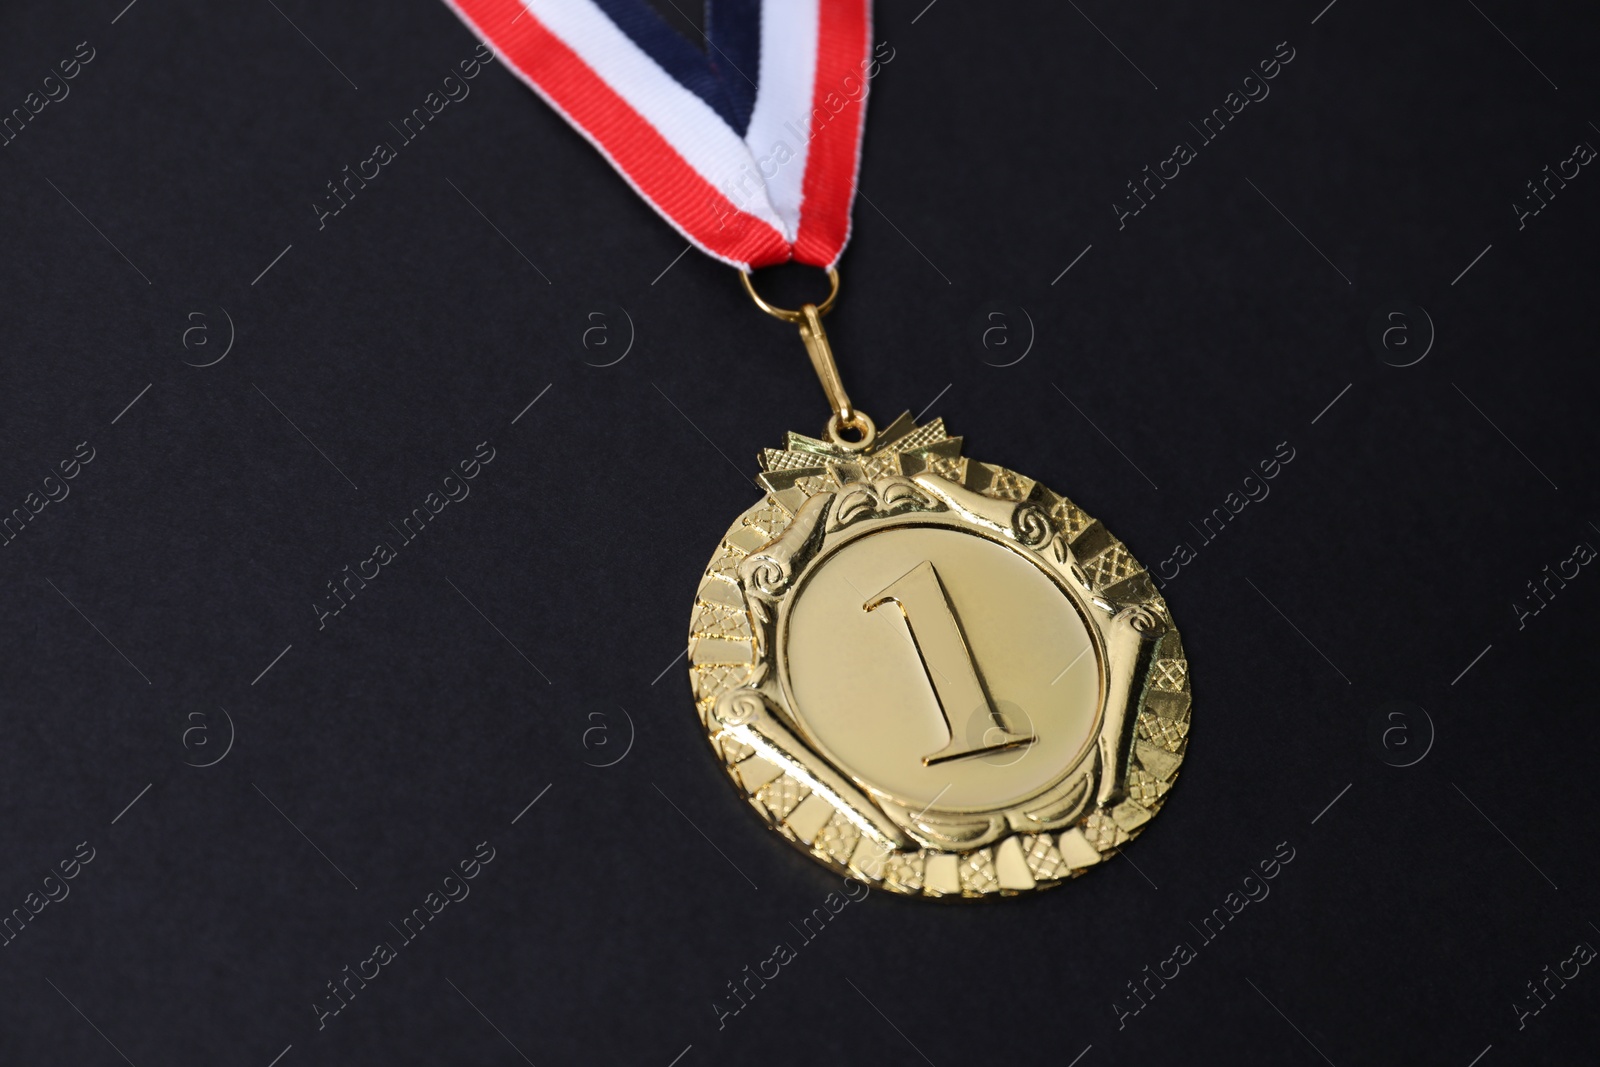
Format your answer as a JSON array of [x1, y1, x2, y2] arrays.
[[745, 0, 819, 241]]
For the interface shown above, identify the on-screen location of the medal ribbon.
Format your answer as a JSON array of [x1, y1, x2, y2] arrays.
[[443, 0, 873, 269]]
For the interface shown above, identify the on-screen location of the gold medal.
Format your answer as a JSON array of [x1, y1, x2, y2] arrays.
[[445, 0, 1192, 901], [685, 272, 1191, 898]]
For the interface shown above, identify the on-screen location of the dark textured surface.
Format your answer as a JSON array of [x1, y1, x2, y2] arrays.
[[1, 2, 1596, 1064]]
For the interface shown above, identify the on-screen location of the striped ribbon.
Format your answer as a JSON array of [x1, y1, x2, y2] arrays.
[[443, 0, 874, 269]]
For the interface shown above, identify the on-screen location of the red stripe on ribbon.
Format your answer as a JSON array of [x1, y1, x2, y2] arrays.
[[794, 0, 871, 268]]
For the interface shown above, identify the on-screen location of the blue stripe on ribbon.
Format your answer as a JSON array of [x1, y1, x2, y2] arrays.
[[706, 0, 761, 134], [589, 0, 762, 136]]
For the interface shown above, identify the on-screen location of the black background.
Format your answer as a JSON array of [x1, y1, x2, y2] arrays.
[[1, 1, 1596, 1064]]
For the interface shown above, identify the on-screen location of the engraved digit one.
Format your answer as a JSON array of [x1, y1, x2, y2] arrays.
[[863, 560, 1035, 765]]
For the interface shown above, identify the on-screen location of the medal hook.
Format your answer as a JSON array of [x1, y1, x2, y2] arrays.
[[739, 267, 876, 452]]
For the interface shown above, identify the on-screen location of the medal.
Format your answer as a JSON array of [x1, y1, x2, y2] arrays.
[[449, 0, 1190, 897]]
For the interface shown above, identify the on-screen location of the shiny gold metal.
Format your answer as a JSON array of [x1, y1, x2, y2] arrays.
[[740, 268, 873, 446], [860, 557, 1037, 767], [824, 410, 876, 452], [686, 414, 1190, 898], [797, 302, 853, 424], [739, 266, 842, 322]]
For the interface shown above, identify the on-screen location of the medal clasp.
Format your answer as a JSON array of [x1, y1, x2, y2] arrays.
[[740, 267, 876, 451]]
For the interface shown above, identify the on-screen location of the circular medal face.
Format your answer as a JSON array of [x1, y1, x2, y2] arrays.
[[783, 525, 1101, 812], [686, 415, 1190, 898]]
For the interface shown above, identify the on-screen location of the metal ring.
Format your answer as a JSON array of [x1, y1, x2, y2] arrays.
[[826, 410, 876, 453], [739, 267, 841, 324]]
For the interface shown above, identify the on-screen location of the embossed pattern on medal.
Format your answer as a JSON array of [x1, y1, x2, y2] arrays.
[[687, 415, 1190, 898]]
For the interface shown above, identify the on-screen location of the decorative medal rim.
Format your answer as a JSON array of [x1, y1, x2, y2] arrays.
[[686, 413, 1192, 898]]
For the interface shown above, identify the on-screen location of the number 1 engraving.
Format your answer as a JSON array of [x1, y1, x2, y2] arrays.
[[864, 560, 1035, 765]]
